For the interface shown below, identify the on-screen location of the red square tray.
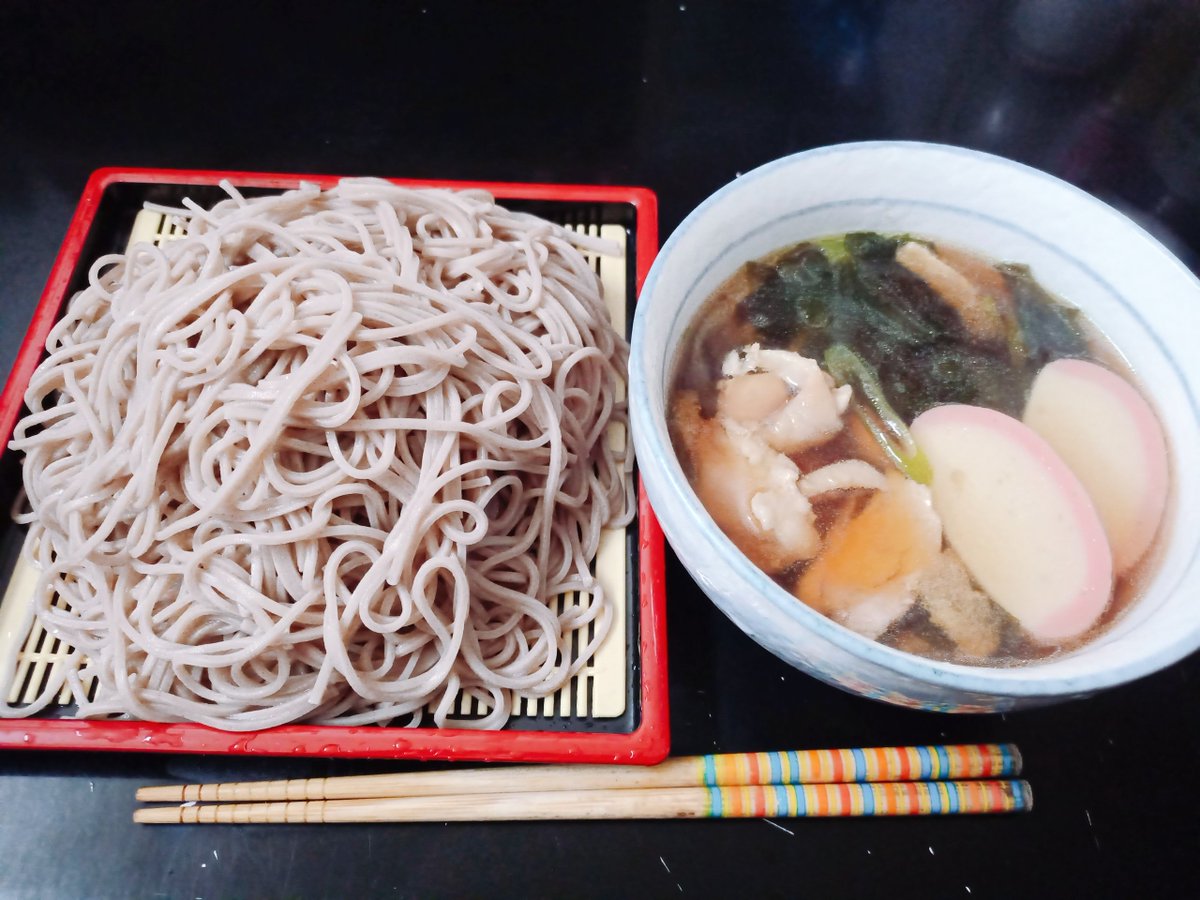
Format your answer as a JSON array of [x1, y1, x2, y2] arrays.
[[0, 168, 668, 764]]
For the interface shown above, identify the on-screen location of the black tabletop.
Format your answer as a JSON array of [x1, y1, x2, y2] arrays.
[[3, 2, 1200, 897]]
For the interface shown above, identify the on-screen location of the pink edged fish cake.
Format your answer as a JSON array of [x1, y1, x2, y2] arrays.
[[911, 404, 1113, 645], [1023, 358, 1169, 575]]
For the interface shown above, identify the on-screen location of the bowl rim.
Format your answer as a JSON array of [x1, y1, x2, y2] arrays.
[[631, 139, 1200, 697]]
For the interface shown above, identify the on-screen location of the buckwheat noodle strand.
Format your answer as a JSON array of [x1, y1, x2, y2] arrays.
[[1, 179, 632, 731]]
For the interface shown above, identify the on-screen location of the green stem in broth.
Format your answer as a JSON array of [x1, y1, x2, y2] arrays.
[[824, 344, 933, 485]]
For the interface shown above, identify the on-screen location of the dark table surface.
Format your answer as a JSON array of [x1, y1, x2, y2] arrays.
[[3, 1, 1200, 897]]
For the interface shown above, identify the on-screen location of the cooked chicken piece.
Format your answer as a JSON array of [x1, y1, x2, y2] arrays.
[[718, 370, 791, 423], [719, 344, 852, 454], [932, 243, 1012, 303], [799, 459, 887, 497], [896, 241, 1007, 344], [672, 392, 820, 571]]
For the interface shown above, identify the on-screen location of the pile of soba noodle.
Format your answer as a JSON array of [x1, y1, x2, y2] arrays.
[[2, 179, 632, 730]]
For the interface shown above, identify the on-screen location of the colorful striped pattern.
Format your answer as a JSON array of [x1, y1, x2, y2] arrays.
[[697, 744, 1019, 787], [704, 780, 1031, 818]]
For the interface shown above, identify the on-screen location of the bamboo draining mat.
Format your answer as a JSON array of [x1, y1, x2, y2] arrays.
[[0, 202, 629, 723]]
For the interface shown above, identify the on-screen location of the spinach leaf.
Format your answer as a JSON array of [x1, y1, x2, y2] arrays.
[[737, 246, 835, 343], [731, 234, 1078, 426], [883, 343, 1028, 419], [1002, 264, 1087, 366]]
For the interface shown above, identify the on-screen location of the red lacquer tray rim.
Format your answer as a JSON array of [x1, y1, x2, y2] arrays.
[[0, 167, 669, 764]]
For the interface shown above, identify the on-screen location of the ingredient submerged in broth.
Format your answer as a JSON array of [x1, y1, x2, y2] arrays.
[[669, 232, 1170, 666], [1023, 359, 1170, 575], [911, 404, 1114, 645]]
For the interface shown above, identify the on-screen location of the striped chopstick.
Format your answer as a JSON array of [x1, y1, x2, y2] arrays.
[[134, 779, 1031, 824], [136, 743, 1020, 804]]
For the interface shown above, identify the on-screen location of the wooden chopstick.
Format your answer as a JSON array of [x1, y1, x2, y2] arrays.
[[136, 743, 1020, 804], [134, 779, 1032, 824]]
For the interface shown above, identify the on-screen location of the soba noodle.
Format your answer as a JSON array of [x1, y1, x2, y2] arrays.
[[1, 179, 633, 730]]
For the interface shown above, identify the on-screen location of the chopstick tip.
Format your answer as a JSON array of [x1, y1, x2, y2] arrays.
[[1007, 744, 1024, 776], [134, 806, 181, 825], [137, 785, 182, 802], [1016, 779, 1033, 812]]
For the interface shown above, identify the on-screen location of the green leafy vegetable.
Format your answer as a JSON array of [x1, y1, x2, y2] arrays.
[[739, 250, 833, 342], [813, 234, 850, 264], [843, 231, 900, 260], [730, 232, 1089, 429], [824, 344, 933, 484], [883, 343, 1028, 419], [1001, 264, 1087, 365]]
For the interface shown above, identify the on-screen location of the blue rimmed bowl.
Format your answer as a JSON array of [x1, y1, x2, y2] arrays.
[[630, 141, 1200, 712]]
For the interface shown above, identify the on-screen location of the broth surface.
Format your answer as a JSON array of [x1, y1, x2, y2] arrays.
[[669, 232, 1167, 666]]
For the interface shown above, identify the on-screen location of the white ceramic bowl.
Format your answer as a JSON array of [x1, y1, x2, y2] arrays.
[[630, 141, 1200, 712]]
